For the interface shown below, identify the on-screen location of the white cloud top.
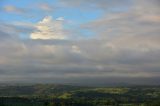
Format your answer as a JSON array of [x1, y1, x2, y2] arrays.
[[30, 16, 66, 40]]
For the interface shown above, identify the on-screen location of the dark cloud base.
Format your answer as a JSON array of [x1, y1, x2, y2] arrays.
[[1, 76, 160, 87]]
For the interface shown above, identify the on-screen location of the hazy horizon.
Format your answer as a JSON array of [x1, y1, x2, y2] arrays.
[[0, 0, 160, 85]]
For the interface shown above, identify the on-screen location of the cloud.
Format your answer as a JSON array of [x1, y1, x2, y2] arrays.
[[0, 0, 160, 85], [59, 0, 132, 11], [38, 3, 53, 12], [81, 0, 160, 48], [2, 5, 26, 14], [71, 45, 82, 54], [56, 17, 64, 21], [30, 16, 66, 40]]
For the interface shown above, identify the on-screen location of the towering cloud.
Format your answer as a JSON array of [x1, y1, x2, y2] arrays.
[[30, 16, 66, 40]]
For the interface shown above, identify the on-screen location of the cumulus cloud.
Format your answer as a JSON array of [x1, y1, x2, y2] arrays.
[[30, 16, 66, 40]]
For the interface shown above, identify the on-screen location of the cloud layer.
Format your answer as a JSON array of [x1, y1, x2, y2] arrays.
[[0, 0, 160, 85]]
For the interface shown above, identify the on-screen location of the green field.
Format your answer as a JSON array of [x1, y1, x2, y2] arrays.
[[0, 84, 160, 106]]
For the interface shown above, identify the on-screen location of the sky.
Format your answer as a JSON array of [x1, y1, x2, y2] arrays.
[[0, 0, 160, 85]]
